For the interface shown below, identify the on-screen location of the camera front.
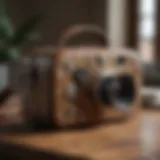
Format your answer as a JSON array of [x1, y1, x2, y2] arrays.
[[53, 47, 141, 127]]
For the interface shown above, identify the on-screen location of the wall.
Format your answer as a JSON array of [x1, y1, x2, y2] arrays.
[[8, 0, 106, 45], [107, 0, 138, 48], [108, 0, 127, 47]]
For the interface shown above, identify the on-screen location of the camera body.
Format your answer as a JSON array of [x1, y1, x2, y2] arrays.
[[20, 25, 141, 129], [52, 47, 141, 127]]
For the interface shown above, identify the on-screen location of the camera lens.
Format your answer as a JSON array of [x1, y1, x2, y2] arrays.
[[97, 75, 135, 107], [97, 77, 120, 105]]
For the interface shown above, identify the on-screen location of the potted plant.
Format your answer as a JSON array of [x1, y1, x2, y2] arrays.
[[0, 0, 41, 101]]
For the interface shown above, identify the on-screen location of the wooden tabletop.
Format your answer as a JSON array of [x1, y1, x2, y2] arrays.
[[0, 110, 160, 160]]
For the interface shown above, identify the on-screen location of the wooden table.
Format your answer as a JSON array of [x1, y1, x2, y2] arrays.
[[0, 110, 160, 160]]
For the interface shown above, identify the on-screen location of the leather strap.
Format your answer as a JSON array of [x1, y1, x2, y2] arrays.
[[58, 24, 107, 48]]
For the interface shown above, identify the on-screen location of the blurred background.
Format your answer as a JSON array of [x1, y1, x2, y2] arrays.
[[0, 0, 160, 129], [0, 0, 160, 159], [5, 0, 160, 83]]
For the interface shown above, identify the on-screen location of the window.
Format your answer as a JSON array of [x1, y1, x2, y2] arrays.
[[138, 0, 156, 64]]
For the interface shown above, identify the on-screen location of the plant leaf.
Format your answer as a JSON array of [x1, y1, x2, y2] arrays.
[[0, 48, 10, 62], [9, 14, 42, 47], [0, 0, 7, 16], [0, 0, 13, 40], [0, 16, 14, 40], [7, 47, 20, 61], [0, 47, 20, 62]]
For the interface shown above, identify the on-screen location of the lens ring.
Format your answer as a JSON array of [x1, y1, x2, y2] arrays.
[[96, 75, 135, 107]]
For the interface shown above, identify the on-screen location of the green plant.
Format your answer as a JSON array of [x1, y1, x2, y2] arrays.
[[0, 0, 42, 62]]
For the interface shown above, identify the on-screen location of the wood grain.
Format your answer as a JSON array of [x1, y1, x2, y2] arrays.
[[1, 110, 160, 160], [53, 47, 141, 128]]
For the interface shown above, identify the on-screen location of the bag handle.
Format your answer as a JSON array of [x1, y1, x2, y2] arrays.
[[58, 24, 107, 48]]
